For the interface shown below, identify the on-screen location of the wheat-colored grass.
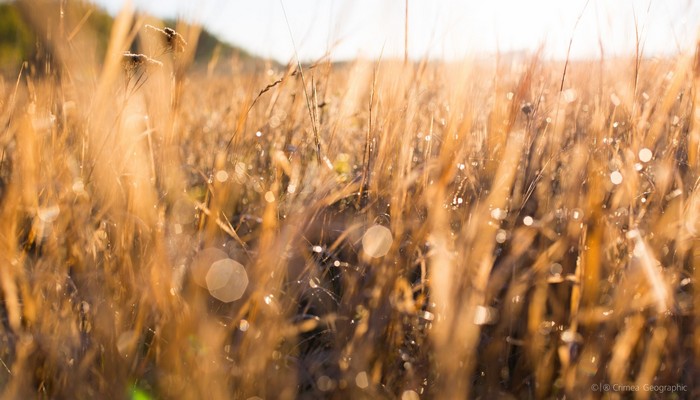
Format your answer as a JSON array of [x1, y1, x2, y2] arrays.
[[0, 2, 698, 399]]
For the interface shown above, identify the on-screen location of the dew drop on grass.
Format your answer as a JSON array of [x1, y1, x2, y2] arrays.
[[550, 263, 563, 276], [190, 248, 228, 287], [419, 310, 435, 321], [317, 376, 334, 392], [235, 162, 246, 176], [523, 216, 534, 226], [38, 205, 60, 223], [495, 229, 507, 243], [215, 170, 229, 183], [117, 330, 138, 358], [239, 319, 249, 332], [562, 88, 577, 103], [172, 198, 195, 224], [473, 305, 498, 325], [401, 390, 420, 400], [264, 191, 275, 203], [571, 209, 583, 221], [205, 258, 248, 303], [560, 329, 582, 344], [255, 131, 262, 138], [610, 93, 621, 107], [610, 171, 623, 185], [355, 371, 369, 389], [362, 225, 393, 258], [490, 208, 506, 220], [638, 148, 653, 163], [72, 180, 85, 194]]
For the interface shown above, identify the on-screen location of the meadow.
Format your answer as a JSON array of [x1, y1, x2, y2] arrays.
[[0, 3, 698, 399]]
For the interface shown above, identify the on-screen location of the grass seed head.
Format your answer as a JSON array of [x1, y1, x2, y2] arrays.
[[145, 24, 188, 53], [122, 52, 163, 71]]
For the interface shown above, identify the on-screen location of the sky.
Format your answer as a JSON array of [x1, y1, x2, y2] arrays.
[[90, 0, 700, 62]]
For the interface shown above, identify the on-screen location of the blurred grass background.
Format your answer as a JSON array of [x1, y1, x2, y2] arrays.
[[0, 1, 698, 399]]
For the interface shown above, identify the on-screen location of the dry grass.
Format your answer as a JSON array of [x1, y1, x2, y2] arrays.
[[0, 2, 698, 399]]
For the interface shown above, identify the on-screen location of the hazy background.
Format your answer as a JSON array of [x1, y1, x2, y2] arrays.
[[89, 0, 700, 62]]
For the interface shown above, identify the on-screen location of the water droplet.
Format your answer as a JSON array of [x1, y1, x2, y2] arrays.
[[239, 319, 249, 331], [172, 198, 195, 224], [355, 371, 369, 389], [117, 330, 138, 358], [401, 390, 420, 400], [190, 248, 228, 287], [317, 376, 335, 392], [72, 180, 85, 194], [312, 245, 323, 253], [562, 88, 577, 103], [523, 216, 534, 226], [560, 329, 582, 344], [490, 208, 506, 220], [419, 310, 435, 321], [215, 170, 229, 183], [205, 258, 248, 302], [571, 209, 583, 220], [610, 171, 623, 185], [538, 320, 556, 335], [264, 191, 275, 203], [473, 305, 498, 325], [638, 148, 653, 163], [362, 225, 393, 258], [610, 93, 621, 107], [550, 263, 563, 275], [495, 229, 507, 243], [235, 162, 246, 174], [424, 135, 432, 142], [38, 205, 60, 223]]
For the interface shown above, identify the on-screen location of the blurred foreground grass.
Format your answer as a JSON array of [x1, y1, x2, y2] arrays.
[[0, 2, 698, 399]]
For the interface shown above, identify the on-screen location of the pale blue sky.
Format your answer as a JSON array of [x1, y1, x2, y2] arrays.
[[91, 0, 700, 62]]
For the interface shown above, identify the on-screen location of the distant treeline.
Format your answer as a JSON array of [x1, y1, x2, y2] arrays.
[[0, 0, 256, 74]]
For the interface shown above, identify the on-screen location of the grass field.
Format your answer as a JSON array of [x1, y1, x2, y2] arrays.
[[0, 3, 698, 399]]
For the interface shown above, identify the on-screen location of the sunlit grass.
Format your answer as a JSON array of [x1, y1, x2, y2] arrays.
[[0, 2, 698, 399]]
